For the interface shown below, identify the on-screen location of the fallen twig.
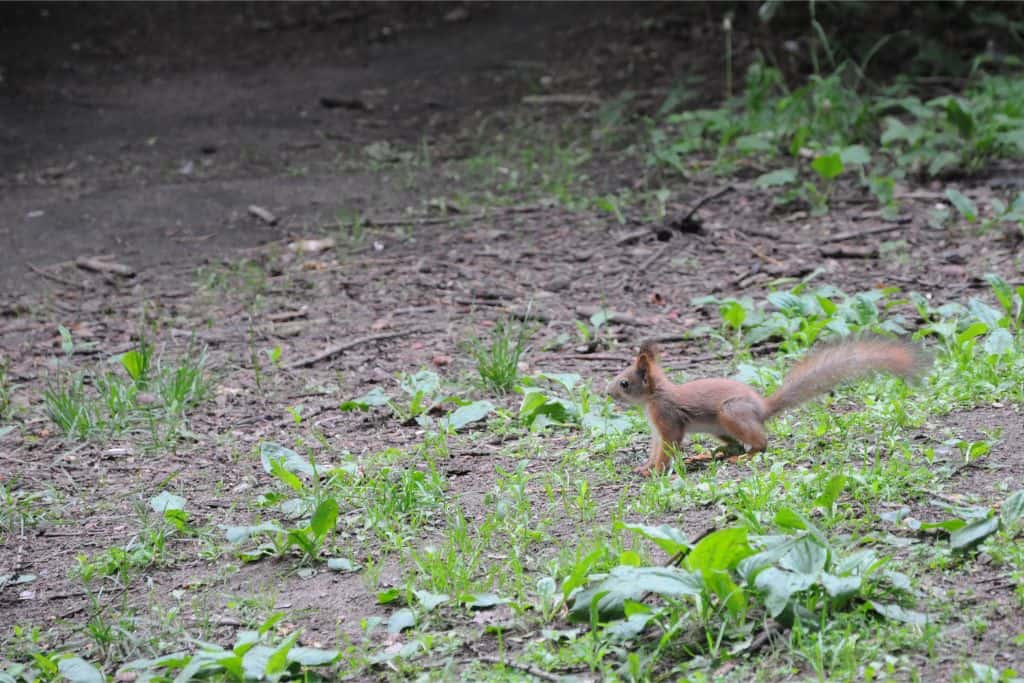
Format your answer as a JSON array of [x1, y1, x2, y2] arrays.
[[248, 205, 278, 225], [354, 205, 546, 229], [676, 185, 735, 227], [27, 263, 86, 289], [521, 93, 600, 106], [820, 224, 905, 244], [75, 257, 135, 277], [820, 245, 878, 259], [283, 329, 424, 369]]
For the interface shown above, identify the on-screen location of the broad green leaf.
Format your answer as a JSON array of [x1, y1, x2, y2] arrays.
[[414, 590, 449, 612], [946, 189, 977, 223], [918, 518, 966, 533], [927, 151, 961, 178], [327, 557, 359, 572], [339, 387, 391, 411], [149, 491, 186, 513], [603, 612, 655, 640], [868, 600, 928, 625], [984, 328, 1014, 356], [774, 506, 808, 531], [57, 657, 103, 683], [735, 133, 774, 153], [684, 527, 754, 572], [820, 572, 862, 601], [260, 442, 315, 477], [269, 458, 303, 492], [567, 566, 703, 623], [754, 168, 798, 188], [811, 152, 844, 180], [400, 370, 440, 396], [287, 647, 340, 666], [813, 475, 848, 511], [969, 298, 1006, 329], [833, 549, 879, 576], [387, 608, 416, 634], [945, 98, 974, 139], [753, 567, 815, 617], [590, 309, 611, 328], [241, 645, 274, 680], [999, 128, 1024, 154], [766, 292, 807, 315], [519, 389, 574, 427], [779, 536, 827, 577], [581, 409, 632, 436], [956, 322, 989, 345], [441, 400, 495, 431], [1001, 490, 1024, 527], [985, 273, 1016, 317], [621, 523, 690, 556], [719, 300, 747, 329], [737, 536, 799, 581], [224, 521, 283, 544], [705, 569, 747, 617], [376, 587, 401, 604], [950, 515, 1000, 551], [463, 592, 508, 609], [538, 372, 582, 393], [266, 632, 299, 675], [310, 498, 338, 538], [840, 145, 871, 165], [119, 350, 149, 382]]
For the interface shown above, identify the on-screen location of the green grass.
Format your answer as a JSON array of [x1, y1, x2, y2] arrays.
[[467, 316, 533, 394], [40, 338, 213, 448]]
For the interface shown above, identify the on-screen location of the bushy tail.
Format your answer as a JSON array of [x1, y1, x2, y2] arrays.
[[763, 338, 931, 419]]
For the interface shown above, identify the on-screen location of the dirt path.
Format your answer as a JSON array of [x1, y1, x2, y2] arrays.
[[1, 2, 625, 294]]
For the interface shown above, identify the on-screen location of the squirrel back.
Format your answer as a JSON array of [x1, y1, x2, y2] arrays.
[[763, 337, 931, 419]]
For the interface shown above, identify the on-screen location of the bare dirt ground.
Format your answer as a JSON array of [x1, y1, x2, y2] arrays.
[[2, 2, 1023, 680]]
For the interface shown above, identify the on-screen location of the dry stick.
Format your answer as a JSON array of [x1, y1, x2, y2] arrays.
[[283, 329, 423, 369], [75, 257, 135, 277], [677, 185, 736, 225], [353, 205, 545, 229], [820, 223, 904, 244], [27, 263, 86, 290]]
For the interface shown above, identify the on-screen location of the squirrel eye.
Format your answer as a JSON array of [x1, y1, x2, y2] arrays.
[[619, 379, 629, 389]]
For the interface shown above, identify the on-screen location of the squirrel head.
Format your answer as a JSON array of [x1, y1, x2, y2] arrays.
[[607, 341, 658, 404]]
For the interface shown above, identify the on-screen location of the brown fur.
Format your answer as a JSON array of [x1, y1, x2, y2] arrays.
[[608, 338, 930, 475]]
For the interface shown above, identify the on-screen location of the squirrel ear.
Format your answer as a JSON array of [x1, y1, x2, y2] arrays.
[[635, 342, 657, 384]]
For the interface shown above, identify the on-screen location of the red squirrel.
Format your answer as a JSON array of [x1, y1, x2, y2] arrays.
[[608, 338, 931, 475]]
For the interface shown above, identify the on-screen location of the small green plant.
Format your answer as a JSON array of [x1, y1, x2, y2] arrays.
[[42, 338, 212, 447], [574, 308, 610, 352], [114, 612, 341, 681], [42, 374, 96, 440], [0, 356, 12, 419], [468, 317, 532, 393]]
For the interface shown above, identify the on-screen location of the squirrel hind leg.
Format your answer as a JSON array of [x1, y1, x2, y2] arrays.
[[718, 399, 768, 453]]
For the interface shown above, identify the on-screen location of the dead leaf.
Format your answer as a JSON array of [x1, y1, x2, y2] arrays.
[[431, 354, 452, 367], [370, 318, 392, 331]]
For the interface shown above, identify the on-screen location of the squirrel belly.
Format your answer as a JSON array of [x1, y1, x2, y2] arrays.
[[608, 338, 931, 476]]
